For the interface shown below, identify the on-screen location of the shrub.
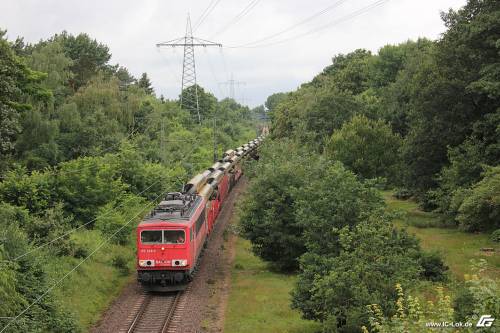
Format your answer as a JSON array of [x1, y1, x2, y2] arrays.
[[393, 188, 412, 200], [363, 285, 454, 333], [0, 167, 55, 214], [491, 229, 500, 242], [94, 193, 147, 245], [291, 216, 424, 332], [55, 156, 128, 224], [111, 253, 130, 275], [456, 166, 500, 231], [418, 251, 448, 281]]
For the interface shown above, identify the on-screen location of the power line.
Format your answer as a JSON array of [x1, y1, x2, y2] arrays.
[[193, 0, 222, 32], [5, 179, 163, 262], [237, 0, 348, 47], [210, 0, 261, 38], [202, 48, 225, 98], [226, 0, 390, 49], [0, 189, 167, 333], [0, 138, 211, 331]]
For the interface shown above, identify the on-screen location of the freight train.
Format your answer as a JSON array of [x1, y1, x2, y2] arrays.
[[136, 136, 265, 291]]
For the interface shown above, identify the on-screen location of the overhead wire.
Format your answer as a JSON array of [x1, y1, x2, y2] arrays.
[[4, 178, 163, 262], [192, 0, 217, 30], [225, 0, 390, 49], [0, 189, 168, 333], [237, 0, 349, 47], [202, 48, 225, 98], [210, 0, 261, 39], [192, 0, 222, 33], [0, 138, 210, 331]]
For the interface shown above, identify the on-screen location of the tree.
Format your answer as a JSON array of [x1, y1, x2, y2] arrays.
[[137, 72, 154, 95], [239, 141, 312, 271], [314, 49, 373, 95], [0, 31, 48, 171], [53, 31, 111, 90], [180, 84, 217, 121], [55, 156, 127, 224], [239, 140, 384, 271], [0, 202, 78, 332], [453, 166, 500, 231], [264, 92, 287, 121], [291, 217, 432, 332], [327, 115, 402, 182], [402, 0, 500, 201], [27, 40, 73, 107]]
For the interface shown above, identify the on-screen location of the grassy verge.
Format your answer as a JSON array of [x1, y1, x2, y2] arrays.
[[45, 229, 135, 331], [383, 191, 500, 280], [224, 237, 320, 333]]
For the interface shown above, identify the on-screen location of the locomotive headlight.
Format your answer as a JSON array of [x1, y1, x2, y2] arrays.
[[139, 260, 155, 267], [172, 259, 187, 267]]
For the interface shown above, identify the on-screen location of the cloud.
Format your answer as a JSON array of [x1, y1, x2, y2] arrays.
[[0, 0, 466, 106]]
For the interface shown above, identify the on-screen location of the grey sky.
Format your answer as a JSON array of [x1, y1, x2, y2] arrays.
[[0, 0, 466, 107]]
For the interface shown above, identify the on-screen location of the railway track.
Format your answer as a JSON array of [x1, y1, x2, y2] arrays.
[[125, 291, 181, 333]]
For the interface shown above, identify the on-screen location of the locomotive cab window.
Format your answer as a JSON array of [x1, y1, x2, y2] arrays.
[[164, 230, 185, 244], [141, 230, 162, 244]]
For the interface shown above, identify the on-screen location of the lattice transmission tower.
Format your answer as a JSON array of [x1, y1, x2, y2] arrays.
[[219, 72, 246, 101], [157, 16, 222, 124]]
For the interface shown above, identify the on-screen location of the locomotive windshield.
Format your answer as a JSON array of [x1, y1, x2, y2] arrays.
[[141, 230, 162, 244], [164, 230, 185, 244], [140, 230, 185, 244]]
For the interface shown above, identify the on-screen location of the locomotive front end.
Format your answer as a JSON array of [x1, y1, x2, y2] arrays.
[[136, 224, 192, 291]]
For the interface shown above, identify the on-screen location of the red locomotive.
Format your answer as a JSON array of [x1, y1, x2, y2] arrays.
[[136, 136, 264, 291]]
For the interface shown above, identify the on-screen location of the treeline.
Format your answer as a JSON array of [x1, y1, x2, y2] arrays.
[[269, 0, 499, 233], [0, 29, 257, 332], [240, 1, 499, 332]]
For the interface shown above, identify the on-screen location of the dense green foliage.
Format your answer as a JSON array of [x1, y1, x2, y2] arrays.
[[239, 141, 383, 271], [364, 261, 499, 333], [291, 217, 425, 332], [327, 115, 402, 182], [270, 0, 499, 228], [238, 1, 498, 332], [240, 141, 447, 332], [0, 28, 257, 332]]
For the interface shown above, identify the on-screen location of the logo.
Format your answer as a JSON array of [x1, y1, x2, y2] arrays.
[[477, 315, 495, 328]]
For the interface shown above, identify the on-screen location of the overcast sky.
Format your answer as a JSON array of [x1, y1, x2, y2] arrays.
[[1, 0, 466, 107]]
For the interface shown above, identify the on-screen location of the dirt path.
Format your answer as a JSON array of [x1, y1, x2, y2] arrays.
[[90, 178, 247, 333]]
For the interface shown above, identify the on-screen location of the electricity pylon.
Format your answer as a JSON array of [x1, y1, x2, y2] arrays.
[[157, 15, 222, 124], [219, 73, 246, 101]]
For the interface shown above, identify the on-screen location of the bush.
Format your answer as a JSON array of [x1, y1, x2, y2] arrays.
[[111, 253, 130, 275], [291, 216, 424, 332], [363, 285, 454, 333], [393, 188, 412, 200], [94, 193, 147, 245], [491, 229, 500, 242], [73, 244, 88, 259], [456, 166, 500, 231], [453, 286, 475, 322], [0, 203, 79, 332], [55, 156, 128, 224], [0, 167, 55, 214], [418, 251, 448, 281]]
